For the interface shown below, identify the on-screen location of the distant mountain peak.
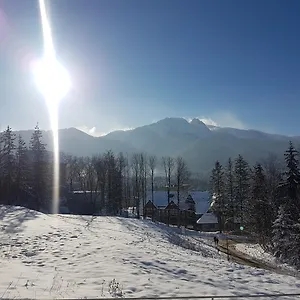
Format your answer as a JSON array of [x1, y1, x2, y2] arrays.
[[156, 117, 189, 125], [188, 118, 211, 135], [190, 118, 205, 126]]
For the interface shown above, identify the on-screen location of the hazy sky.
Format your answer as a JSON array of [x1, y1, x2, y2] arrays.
[[1, 0, 300, 136]]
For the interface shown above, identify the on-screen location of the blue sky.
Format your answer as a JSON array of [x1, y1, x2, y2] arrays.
[[1, 0, 300, 136]]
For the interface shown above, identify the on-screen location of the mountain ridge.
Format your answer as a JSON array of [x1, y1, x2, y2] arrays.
[[5, 118, 299, 173]]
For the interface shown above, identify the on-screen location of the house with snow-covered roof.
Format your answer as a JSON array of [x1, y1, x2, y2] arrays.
[[145, 190, 211, 215], [144, 190, 213, 228], [196, 212, 218, 231]]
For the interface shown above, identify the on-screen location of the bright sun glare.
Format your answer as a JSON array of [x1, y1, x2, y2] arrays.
[[32, 57, 71, 104], [32, 0, 71, 214]]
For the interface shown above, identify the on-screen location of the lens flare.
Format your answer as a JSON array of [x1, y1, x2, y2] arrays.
[[34, 0, 71, 214]]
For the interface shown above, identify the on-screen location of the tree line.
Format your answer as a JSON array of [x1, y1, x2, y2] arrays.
[[210, 142, 300, 269], [0, 124, 49, 210], [65, 153, 190, 216], [0, 124, 191, 216]]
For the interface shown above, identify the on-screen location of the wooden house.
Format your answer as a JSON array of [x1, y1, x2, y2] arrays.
[[144, 200, 157, 218]]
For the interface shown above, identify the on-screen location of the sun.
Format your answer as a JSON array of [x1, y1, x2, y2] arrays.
[[32, 56, 71, 105]]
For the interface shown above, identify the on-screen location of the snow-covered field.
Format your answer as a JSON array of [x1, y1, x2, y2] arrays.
[[1, 206, 300, 299]]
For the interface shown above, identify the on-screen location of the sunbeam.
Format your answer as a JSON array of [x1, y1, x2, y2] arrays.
[[33, 0, 71, 214]]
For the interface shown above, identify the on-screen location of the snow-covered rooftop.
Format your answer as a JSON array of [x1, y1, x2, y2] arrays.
[[196, 212, 218, 224], [146, 190, 211, 214]]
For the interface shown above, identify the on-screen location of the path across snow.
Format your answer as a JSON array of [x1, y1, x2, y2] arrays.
[[0, 206, 300, 299]]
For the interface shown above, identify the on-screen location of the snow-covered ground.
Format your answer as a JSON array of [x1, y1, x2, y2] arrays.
[[235, 244, 277, 265], [1, 206, 300, 299], [235, 243, 297, 274]]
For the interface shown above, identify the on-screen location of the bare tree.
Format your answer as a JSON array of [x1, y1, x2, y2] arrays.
[[175, 156, 190, 206], [139, 153, 147, 217], [162, 156, 175, 204], [93, 154, 106, 213], [175, 156, 190, 226], [132, 153, 140, 218], [65, 155, 78, 191], [162, 156, 175, 226], [104, 151, 120, 215], [148, 156, 157, 202], [148, 155, 157, 221], [75, 157, 99, 211], [117, 152, 126, 212], [121, 153, 131, 210]]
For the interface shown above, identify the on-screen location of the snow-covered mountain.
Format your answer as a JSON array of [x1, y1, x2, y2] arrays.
[[10, 118, 300, 172], [101, 118, 297, 171]]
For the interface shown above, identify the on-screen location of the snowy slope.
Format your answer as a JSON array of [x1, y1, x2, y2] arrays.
[[1, 206, 300, 299], [235, 244, 278, 266], [235, 243, 297, 274]]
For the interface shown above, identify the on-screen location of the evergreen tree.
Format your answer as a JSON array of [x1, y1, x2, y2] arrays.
[[263, 153, 283, 232], [272, 205, 295, 262], [271, 142, 300, 267], [250, 163, 272, 248], [233, 154, 251, 230], [29, 123, 47, 210], [1, 126, 16, 204], [15, 135, 29, 204], [224, 157, 235, 230], [282, 141, 300, 222], [289, 222, 300, 268], [210, 160, 226, 232]]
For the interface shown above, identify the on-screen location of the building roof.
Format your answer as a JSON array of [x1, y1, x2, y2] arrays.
[[165, 200, 179, 210], [196, 212, 218, 224], [145, 200, 157, 209], [146, 190, 211, 215], [189, 191, 211, 215]]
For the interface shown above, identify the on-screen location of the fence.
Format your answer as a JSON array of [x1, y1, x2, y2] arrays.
[[3, 294, 300, 300]]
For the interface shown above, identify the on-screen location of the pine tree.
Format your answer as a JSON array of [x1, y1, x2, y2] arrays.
[[224, 157, 235, 230], [272, 205, 295, 262], [263, 153, 283, 232], [250, 163, 272, 247], [283, 141, 300, 222], [1, 126, 16, 204], [29, 123, 47, 210], [233, 154, 251, 230], [210, 160, 226, 232], [289, 222, 300, 268], [15, 135, 29, 204], [271, 142, 300, 267]]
